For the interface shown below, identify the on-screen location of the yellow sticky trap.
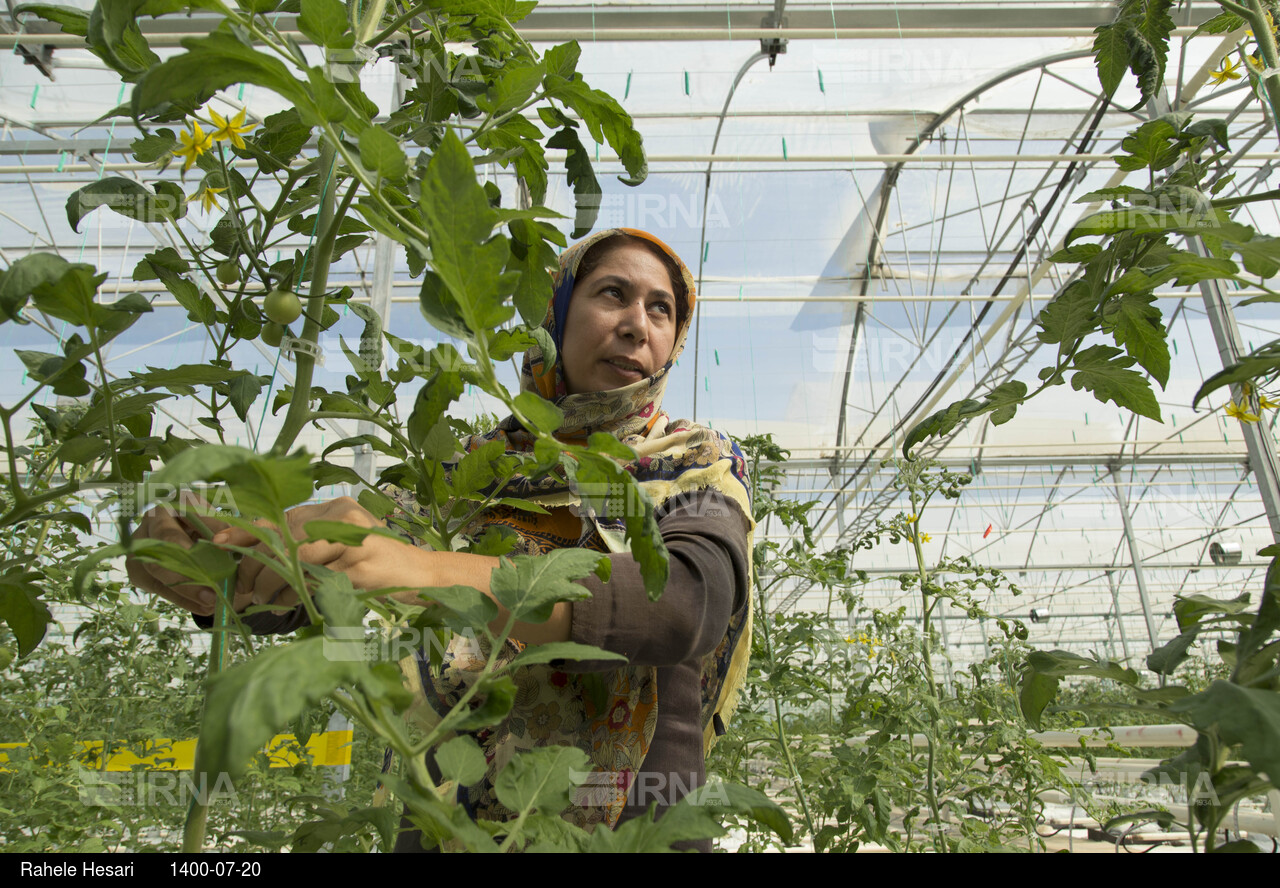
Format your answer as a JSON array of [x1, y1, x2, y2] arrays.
[[0, 730, 352, 772]]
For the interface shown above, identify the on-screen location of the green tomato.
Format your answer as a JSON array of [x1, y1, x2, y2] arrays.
[[261, 322, 286, 348], [263, 289, 302, 325], [215, 260, 240, 286]]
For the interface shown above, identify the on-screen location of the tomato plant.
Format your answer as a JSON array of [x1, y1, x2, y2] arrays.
[[904, 1, 1280, 853], [0, 0, 788, 853], [711, 438, 1066, 852]]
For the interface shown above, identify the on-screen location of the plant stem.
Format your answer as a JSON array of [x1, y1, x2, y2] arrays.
[[320, 123, 432, 245], [269, 140, 343, 456], [308, 411, 415, 452], [216, 145, 274, 288], [1216, 0, 1253, 16], [411, 622, 514, 756], [1247, 0, 1280, 136], [908, 482, 946, 852], [355, 0, 391, 43], [0, 482, 101, 529], [369, 0, 429, 45], [464, 91, 548, 146], [0, 409, 27, 507], [183, 592, 230, 853], [1211, 187, 1280, 209], [755, 583, 818, 842]]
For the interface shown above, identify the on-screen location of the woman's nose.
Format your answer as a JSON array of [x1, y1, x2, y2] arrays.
[[617, 300, 649, 341]]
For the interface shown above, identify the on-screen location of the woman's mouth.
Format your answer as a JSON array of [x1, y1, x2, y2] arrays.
[[604, 358, 645, 379]]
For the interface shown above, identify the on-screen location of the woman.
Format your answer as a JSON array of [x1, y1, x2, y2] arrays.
[[126, 228, 754, 850]]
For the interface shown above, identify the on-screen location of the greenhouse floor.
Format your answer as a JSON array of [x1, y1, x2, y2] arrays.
[[719, 828, 1212, 853]]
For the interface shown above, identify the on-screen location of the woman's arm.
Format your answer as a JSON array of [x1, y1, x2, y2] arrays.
[[142, 490, 747, 656], [564, 490, 751, 670], [204, 499, 572, 645], [377, 549, 573, 646]]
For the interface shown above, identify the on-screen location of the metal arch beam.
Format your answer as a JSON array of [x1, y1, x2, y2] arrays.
[[1106, 569, 1133, 664], [798, 32, 1249, 582], [874, 31, 1245, 452], [691, 46, 770, 421], [1111, 464, 1161, 655], [829, 49, 1095, 480]]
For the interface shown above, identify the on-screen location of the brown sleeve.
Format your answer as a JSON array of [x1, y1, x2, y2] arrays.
[[192, 605, 310, 636], [564, 489, 751, 671]]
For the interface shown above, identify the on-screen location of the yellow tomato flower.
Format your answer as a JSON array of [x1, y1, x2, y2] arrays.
[[1260, 394, 1280, 411], [921, 533, 932, 543], [906, 513, 917, 523], [173, 122, 213, 173], [1226, 400, 1261, 423], [1247, 53, 1265, 73], [188, 185, 227, 213], [1210, 57, 1242, 84], [209, 108, 254, 150]]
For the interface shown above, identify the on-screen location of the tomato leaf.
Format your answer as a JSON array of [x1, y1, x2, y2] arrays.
[[488, 549, 602, 623], [1104, 292, 1170, 387], [0, 572, 53, 657], [418, 131, 517, 342], [1069, 344, 1162, 421]]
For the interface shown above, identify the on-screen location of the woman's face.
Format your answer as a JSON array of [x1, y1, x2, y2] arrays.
[[560, 241, 679, 395]]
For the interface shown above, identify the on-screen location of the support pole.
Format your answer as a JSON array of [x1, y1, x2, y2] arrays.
[[1106, 569, 1133, 664], [935, 599, 955, 695], [352, 233, 395, 491], [322, 710, 352, 801], [1111, 466, 1160, 655], [1192, 239, 1280, 544], [352, 70, 405, 494]]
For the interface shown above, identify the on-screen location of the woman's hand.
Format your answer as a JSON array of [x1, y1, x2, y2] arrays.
[[209, 496, 398, 609], [124, 493, 236, 617]]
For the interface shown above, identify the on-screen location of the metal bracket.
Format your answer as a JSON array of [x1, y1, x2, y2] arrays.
[[760, 12, 788, 67]]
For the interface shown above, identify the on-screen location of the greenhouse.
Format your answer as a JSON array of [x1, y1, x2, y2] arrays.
[[1, 0, 1278, 854]]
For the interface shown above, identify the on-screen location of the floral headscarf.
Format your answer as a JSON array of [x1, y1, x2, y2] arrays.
[[519, 227, 698, 441]]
